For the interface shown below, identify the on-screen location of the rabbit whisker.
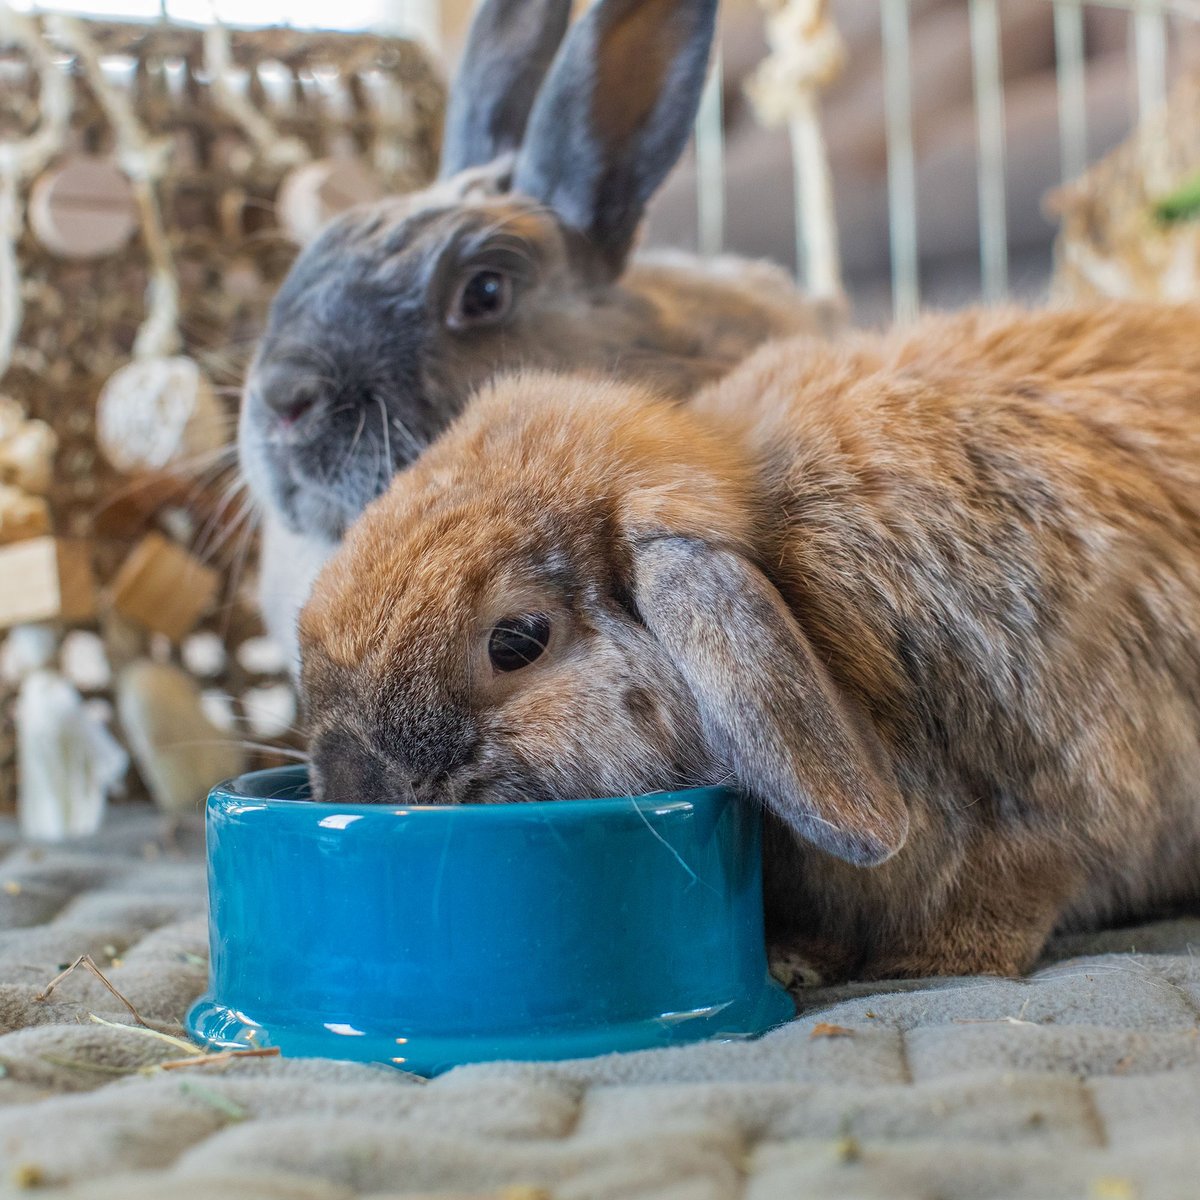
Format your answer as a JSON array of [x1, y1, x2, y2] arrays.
[[376, 396, 394, 488], [191, 475, 251, 564], [175, 738, 310, 763], [216, 505, 260, 641]]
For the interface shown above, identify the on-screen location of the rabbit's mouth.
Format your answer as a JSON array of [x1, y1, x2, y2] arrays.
[[241, 410, 395, 542], [246, 438, 360, 541], [274, 473, 356, 542]]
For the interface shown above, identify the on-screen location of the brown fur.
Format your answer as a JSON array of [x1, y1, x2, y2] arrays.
[[301, 302, 1200, 980]]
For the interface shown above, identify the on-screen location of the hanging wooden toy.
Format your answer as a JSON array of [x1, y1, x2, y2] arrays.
[[28, 154, 138, 260], [52, 16, 224, 482]]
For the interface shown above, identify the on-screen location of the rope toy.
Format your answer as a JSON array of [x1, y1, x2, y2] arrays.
[[0, 8, 72, 380], [49, 14, 178, 361], [50, 16, 225, 476], [747, 0, 846, 302]]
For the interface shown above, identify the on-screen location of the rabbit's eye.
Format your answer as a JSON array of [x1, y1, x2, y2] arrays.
[[449, 270, 513, 328], [488, 613, 551, 673]]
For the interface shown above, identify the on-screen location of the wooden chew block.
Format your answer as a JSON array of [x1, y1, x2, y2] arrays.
[[0, 488, 51, 545], [0, 537, 96, 629], [93, 472, 193, 540], [108, 532, 220, 642]]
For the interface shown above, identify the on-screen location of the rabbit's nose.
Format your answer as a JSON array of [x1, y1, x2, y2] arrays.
[[263, 387, 316, 429], [253, 367, 319, 429], [410, 776, 449, 805]]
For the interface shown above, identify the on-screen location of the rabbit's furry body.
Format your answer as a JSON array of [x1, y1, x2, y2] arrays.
[[719, 304, 1200, 976], [300, 303, 1200, 980]]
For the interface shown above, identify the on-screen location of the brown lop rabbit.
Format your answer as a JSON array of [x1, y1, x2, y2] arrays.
[[299, 303, 1200, 981]]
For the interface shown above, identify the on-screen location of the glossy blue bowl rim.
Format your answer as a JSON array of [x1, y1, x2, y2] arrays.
[[206, 766, 728, 818], [188, 768, 796, 1073]]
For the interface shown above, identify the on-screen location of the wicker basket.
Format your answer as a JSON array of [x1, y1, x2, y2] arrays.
[[0, 17, 445, 812]]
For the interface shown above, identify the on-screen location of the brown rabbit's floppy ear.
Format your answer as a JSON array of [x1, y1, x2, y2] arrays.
[[439, 0, 573, 180], [512, 0, 719, 275], [632, 537, 909, 867]]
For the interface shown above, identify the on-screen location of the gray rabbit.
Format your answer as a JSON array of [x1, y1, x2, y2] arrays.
[[240, 0, 830, 662]]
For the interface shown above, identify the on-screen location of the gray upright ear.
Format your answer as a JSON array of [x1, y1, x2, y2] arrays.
[[633, 536, 909, 867], [512, 0, 719, 274], [439, 0, 573, 179]]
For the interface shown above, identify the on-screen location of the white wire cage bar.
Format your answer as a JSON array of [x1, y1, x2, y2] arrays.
[[881, 0, 919, 324], [695, 45, 727, 259], [968, 0, 1009, 304], [1053, 1, 1089, 186]]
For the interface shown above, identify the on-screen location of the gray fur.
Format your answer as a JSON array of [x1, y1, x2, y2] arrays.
[[439, 0, 573, 179], [512, 0, 720, 274]]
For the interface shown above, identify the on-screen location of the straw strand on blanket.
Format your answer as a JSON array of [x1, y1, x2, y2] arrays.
[[35, 953, 153, 1026]]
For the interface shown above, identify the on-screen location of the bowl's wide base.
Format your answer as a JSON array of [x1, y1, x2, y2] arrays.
[[186, 981, 796, 1076]]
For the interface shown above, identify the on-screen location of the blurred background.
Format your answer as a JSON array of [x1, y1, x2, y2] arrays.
[[648, 0, 1162, 319], [1, 0, 1197, 830], [6, 0, 1194, 321]]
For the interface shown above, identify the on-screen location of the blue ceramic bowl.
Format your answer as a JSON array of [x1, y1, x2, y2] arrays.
[[186, 766, 795, 1075]]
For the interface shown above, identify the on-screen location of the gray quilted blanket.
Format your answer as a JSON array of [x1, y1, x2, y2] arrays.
[[2, 806, 1198, 1200]]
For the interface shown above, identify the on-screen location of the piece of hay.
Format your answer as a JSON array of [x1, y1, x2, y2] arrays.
[[809, 1022, 855, 1039], [158, 1047, 281, 1071], [36, 953, 151, 1027], [178, 1079, 249, 1120], [88, 1012, 199, 1056]]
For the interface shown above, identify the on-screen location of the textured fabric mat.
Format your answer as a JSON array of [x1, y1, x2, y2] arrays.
[[1, 807, 1198, 1199]]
